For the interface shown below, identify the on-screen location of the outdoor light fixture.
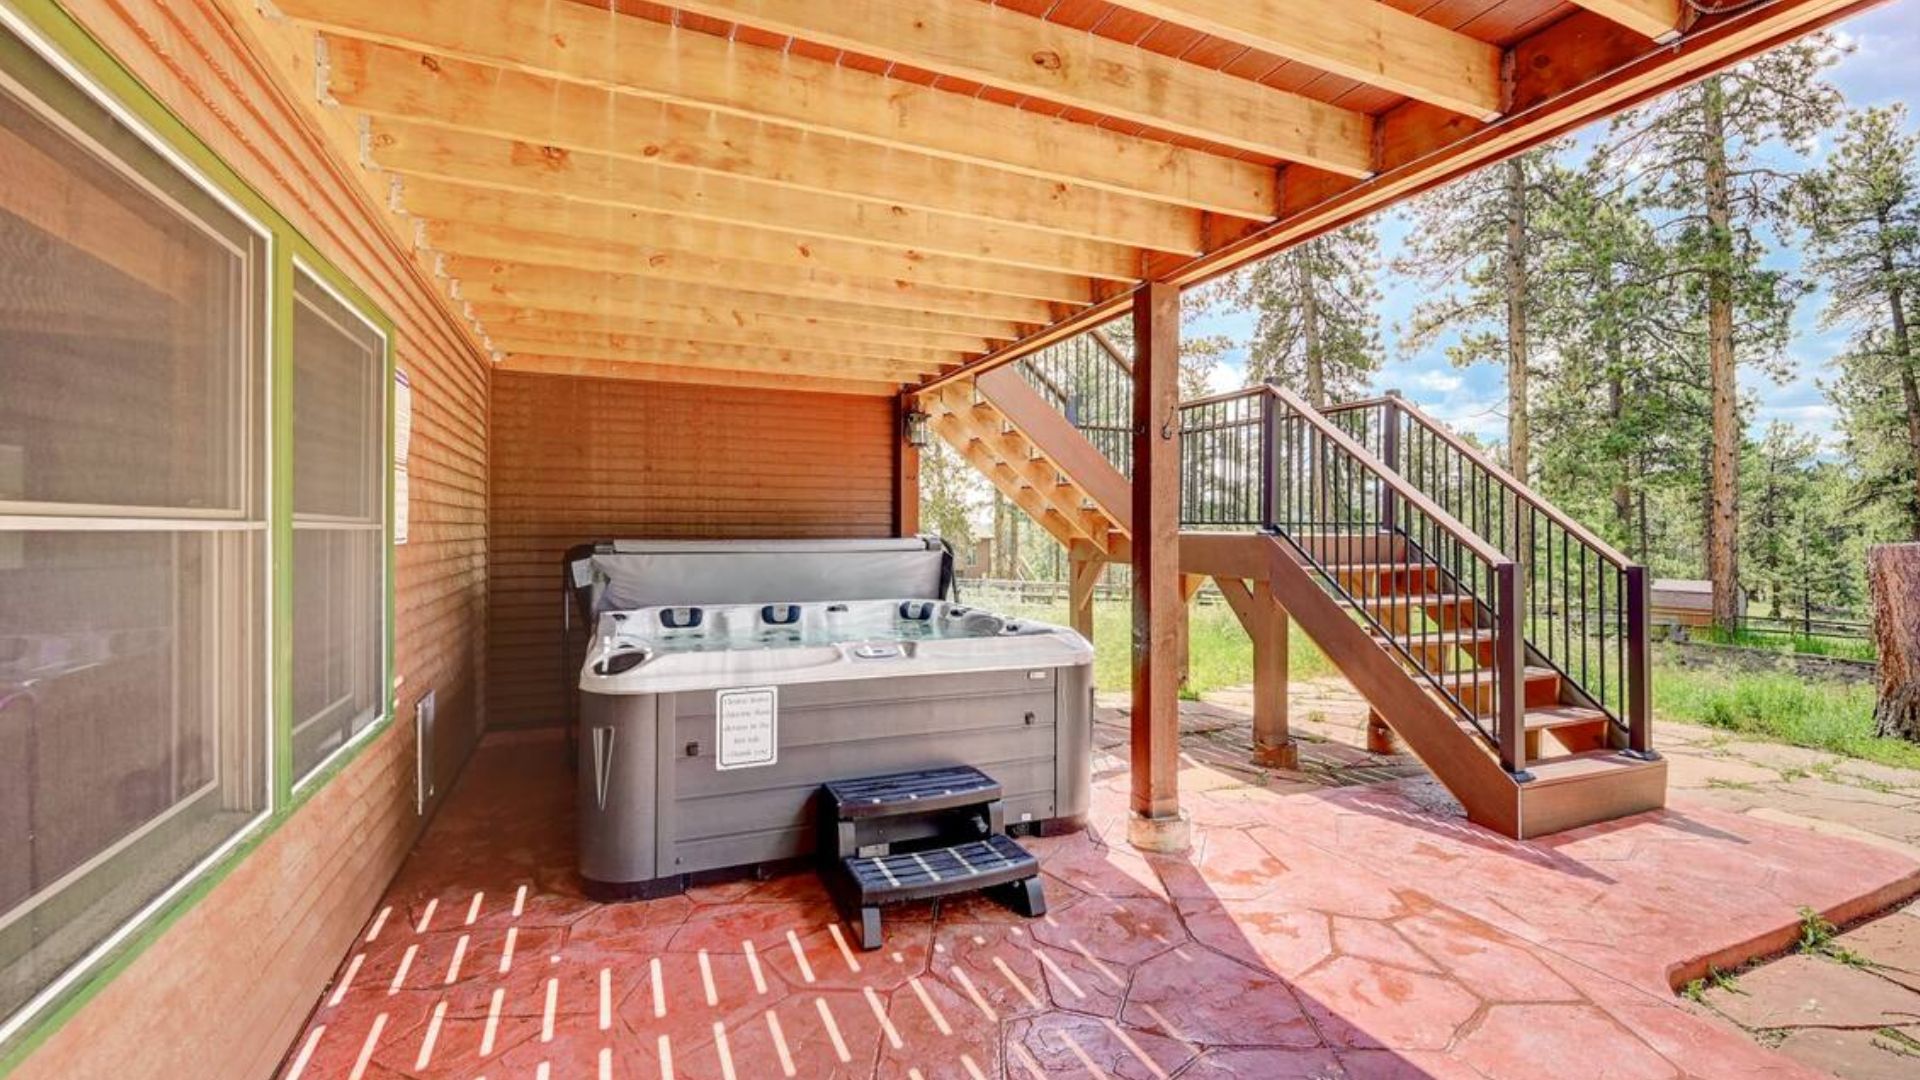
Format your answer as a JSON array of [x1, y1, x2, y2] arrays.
[[903, 409, 932, 448]]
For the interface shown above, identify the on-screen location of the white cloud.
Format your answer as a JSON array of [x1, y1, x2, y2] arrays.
[[1409, 369, 1465, 394]]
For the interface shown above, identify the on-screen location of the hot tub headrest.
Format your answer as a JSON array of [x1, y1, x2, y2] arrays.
[[567, 537, 953, 620]]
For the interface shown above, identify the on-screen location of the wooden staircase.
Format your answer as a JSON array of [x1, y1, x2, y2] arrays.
[[922, 367, 1131, 560], [924, 343, 1666, 840]]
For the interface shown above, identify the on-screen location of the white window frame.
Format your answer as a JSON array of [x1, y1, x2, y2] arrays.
[[289, 257, 391, 792], [0, 4, 276, 1049]]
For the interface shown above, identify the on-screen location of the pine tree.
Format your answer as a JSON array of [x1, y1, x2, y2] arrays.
[[1225, 222, 1382, 404], [1598, 36, 1843, 627], [1794, 104, 1920, 538], [1396, 149, 1569, 483], [1532, 163, 1709, 563]]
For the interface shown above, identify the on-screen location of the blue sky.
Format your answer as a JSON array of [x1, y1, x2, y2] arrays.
[[1187, 3, 1920, 451]]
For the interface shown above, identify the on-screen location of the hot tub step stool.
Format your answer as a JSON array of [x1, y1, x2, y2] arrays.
[[822, 766, 1046, 949]]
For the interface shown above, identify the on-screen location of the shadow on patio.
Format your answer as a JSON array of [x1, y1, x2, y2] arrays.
[[278, 699, 1920, 1079]]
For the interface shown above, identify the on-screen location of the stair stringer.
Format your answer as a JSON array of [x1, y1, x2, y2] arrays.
[[975, 367, 1132, 536], [1256, 535, 1523, 836]]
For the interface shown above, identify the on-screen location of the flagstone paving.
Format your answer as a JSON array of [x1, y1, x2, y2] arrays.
[[277, 686, 1920, 1079]]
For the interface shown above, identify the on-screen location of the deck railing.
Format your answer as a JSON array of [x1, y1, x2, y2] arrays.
[[1178, 384, 1531, 771], [1321, 394, 1651, 753]]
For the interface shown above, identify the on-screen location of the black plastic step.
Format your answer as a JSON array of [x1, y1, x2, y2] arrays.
[[824, 765, 1002, 821], [842, 834, 1037, 905], [831, 834, 1045, 949]]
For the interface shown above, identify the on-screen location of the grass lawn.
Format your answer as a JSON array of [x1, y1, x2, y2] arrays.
[[1688, 624, 1877, 663], [971, 590, 1920, 770]]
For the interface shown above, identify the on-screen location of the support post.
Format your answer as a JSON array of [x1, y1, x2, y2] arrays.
[[895, 393, 921, 537], [1067, 544, 1099, 642], [1128, 281, 1188, 853], [1217, 577, 1297, 769]]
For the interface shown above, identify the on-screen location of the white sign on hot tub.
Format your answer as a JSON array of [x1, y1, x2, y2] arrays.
[[715, 686, 778, 770]]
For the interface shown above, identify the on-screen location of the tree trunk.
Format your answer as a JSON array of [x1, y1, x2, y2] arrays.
[[1886, 282, 1920, 540], [1870, 543, 1920, 742], [1504, 158, 1532, 484], [1703, 79, 1743, 630], [1300, 255, 1326, 407]]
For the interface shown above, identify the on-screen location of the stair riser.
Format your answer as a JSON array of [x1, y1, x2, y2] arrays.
[[1334, 566, 1441, 597], [1292, 534, 1408, 565], [1516, 758, 1668, 839]]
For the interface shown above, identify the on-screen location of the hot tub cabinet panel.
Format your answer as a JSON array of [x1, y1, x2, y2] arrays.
[[577, 640, 1093, 897]]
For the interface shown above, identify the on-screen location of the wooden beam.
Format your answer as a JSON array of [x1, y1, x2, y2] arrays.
[[483, 331, 946, 377], [1068, 547, 1100, 641], [421, 218, 1094, 305], [1105, 0, 1505, 120], [442, 256, 1061, 326], [1567, 0, 1686, 40], [331, 39, 1205, 253], [386, 148, 1143, 281], [455, 278, 1025, 344], [398, 179, 1136, 289], [1216, 577, 1296, 769], [275, 0, 1283, 215], [465, 305, 980, 361], [667, 0, 1374, 175], [499, 353, 900, 395], [1130, 281, 1182, 835], [928, 1, 1883, 394]]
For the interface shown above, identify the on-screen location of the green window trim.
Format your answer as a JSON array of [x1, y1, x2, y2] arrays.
[[0, 0, 401, 1069]]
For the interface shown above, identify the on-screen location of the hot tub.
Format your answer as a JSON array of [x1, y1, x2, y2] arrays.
[[568, 541, 1094, 899]]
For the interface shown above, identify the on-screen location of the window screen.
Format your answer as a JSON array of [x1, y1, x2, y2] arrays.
[[289, 271, 386, 784], [0, 28, 267, 1028]]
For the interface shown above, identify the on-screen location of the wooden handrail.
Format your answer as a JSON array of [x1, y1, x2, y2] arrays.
[[1263, 386, 1515, 570]]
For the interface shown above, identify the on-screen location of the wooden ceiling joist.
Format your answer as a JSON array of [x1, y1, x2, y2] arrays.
[[421, 218, 1095, 306], [454, 280, 1031, 344], [1104, 0, 1506, 120], [663, 0, 1376, 174], [498, 353, 903, 396], [1567, 0, 1688, 40], [329, 39, 1205, 254], [442, 255, 1059, 326], [276, 0, 1282, 216], [386, 152, 1144, 282], [465, 304, 986, 361], [484, 332, 943, 377]]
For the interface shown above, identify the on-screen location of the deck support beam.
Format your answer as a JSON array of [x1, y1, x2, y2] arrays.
[[1126, 281, 1188, 852], [1218, 577, 1297, 770], [1067, 545, 1100, 641]]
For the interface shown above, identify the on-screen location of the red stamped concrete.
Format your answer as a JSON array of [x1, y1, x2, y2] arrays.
[[277, 737, 1920, 1079]]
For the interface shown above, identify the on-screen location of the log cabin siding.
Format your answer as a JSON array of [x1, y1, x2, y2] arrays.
[[7, 1, 489, 1076], [486, 371, 897, 730]]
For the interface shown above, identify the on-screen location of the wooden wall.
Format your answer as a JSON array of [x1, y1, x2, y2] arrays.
[[10, 1, 489, 1076], [488, 372, 898, 729]]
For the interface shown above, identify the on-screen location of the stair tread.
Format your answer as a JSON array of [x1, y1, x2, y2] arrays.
[[1328, 562, 1439, 573], [1367, 626, 1498, 644], [1353, 593, 1475, 607], [1524, 750, 1661, 785], [1524, 705, 1611, 731], [839, 834, 1038, 904], [824, 766, 1001, 820], [1428, 665, 1560, 686]]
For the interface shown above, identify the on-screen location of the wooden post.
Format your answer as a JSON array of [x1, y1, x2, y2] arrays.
[[1128, 280, 1187, 852], [1176, 573, 1204, 692], [1216, 577, 1297, 769], [1068, 544, 1099, 641], [895, 392, 921, 537], [1870, 544, 1920, 742]]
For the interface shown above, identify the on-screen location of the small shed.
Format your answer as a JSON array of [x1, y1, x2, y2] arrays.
[[1652, 579, 1744, 628]]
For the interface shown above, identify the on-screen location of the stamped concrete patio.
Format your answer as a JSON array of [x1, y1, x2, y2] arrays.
[[277, 689, 1920, 1080]]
